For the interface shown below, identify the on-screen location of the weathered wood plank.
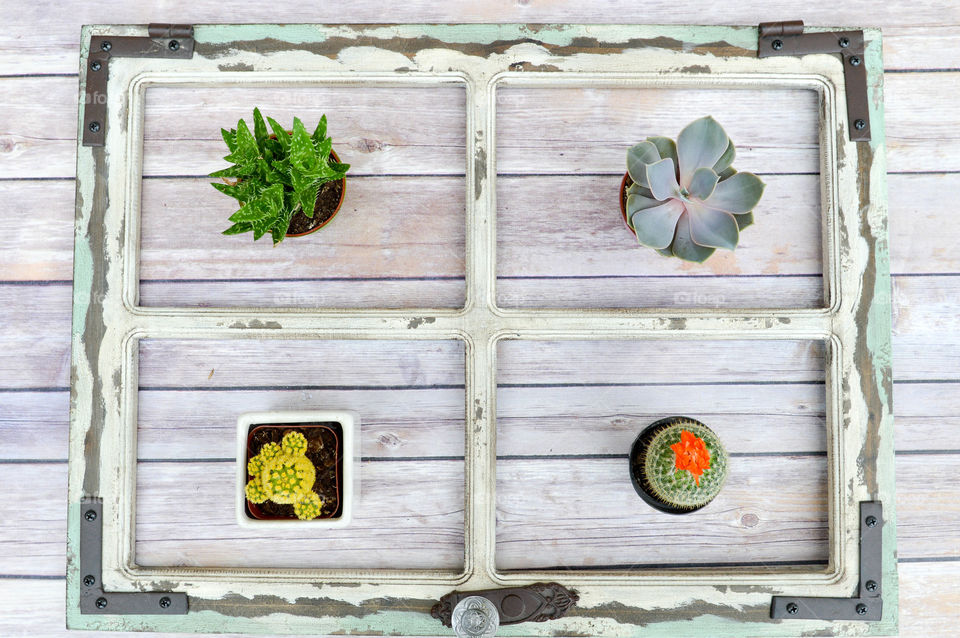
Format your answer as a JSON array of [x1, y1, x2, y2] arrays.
[[4, 274, 960, 391], [11, 380, 960, 464], [141, 279, 467, 309], [0, 286, 72, 389], [495, 86, 821, 175], [495, 456, 828, 569], [137, 388, 466, 460], [2, 454, 954, 577], [1, 72, 957, 177], [138, 177, 466, 306], [496, 339, 826, 384], [2, 173, 957, 282], [496, 384, 826, 455], [496, 174, 824, 307], [135, 460, 465, 569], [0, 463, 65, 576], [139, 338, 466, 388], [142, 86, 466, 177]]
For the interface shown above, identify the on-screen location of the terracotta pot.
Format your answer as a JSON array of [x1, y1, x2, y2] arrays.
[[284, 148, 347, 237], [619, 172, 635, 235], [244, 423, 343, 521]]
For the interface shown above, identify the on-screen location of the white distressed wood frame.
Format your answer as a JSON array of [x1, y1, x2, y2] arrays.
[[68, 24, 896, 636]]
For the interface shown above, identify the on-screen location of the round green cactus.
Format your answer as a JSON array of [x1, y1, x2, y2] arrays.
[[245, 478, 269, 504], [638, 419, 728, 511], [293, 491, 324, 520], [281, 431, 308, 456]]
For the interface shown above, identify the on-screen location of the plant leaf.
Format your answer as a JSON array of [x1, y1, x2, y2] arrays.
[[647, 136, 679, 180], [296, 182, 320, 219], [220, 128, 238, 153], [312, 114, 328, 144], [670, 212, 716, 263], [290, 117, 317, 171], [626, 141, 660, 187], [646, 158, 681, 201], [676, 116, 729, 189], [271, 208, 293, 244], [703, 171, 765, 213], [712, 139, 736, 174], [685, 201, 740, 250], [232, 119, 260, 165], [687, 167, 720, 201], [626, 193, 664, 229], [252, 108, 269, 148], [630, 200, 685, 249], [222, 221, 253, 235], [734, 211, 754, 230], [266, 116, 290, 151]]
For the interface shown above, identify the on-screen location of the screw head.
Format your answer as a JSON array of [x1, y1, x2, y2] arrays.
[[100, 41, 112, 52], [865, 580, 878, 592], [95, 597, 108, 609], [84, 509, 97, 521], [772, 39, 784, 51], [786, 602, 799, 615], [159, 596, 172, 609], [839, 37, 851, 48], [856, 603, 868, 615], [850, 55, 862, 66], [83, 575, 96, 587], [866, 515, 878, 527], [854, 119, 867, 130], [90, 60, 101, 71], [88, 121, 101, 133], [168, 40, 180, 52]]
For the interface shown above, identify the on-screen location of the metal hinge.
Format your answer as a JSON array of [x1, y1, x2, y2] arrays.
[[82, 23, 194, 146], [771, 502, 884, 620], [758, 20, 871, 142], [78, 499, 188, 614]]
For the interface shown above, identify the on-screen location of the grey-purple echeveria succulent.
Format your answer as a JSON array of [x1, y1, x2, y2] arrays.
[[625, 116, 765, 263]]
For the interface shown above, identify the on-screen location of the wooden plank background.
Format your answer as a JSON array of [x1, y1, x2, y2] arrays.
[[1, 2, 959, 636]]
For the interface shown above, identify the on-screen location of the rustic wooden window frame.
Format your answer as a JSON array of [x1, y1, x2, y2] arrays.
[[68, 23, 897, 636]]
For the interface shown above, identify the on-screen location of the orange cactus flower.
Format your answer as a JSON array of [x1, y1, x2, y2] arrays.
[[670, 429, 711, 485]]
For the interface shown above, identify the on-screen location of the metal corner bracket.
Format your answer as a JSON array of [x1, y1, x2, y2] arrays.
[[79, 499, 188, 615], [771, 502, 884, 621], [82, 23, 194, 146], [757, 20, 871, 142]]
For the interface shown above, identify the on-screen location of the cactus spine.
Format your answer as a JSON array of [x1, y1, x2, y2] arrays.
[[638, 418, 728, 511]]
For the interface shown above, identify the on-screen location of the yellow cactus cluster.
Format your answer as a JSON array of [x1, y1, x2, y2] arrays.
[[246, 431, 324, 520]]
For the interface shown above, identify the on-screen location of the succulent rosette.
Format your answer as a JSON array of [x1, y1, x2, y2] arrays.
[[625, 116, 766, 263]]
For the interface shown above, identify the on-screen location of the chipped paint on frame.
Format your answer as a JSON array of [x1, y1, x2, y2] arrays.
[[67, 23, 896, 636]]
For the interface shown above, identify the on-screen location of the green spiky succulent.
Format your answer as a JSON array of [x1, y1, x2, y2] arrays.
[[246, 430, 324, 520], [211, 108, 350, 244], [624, 116, 765, 263], [639, 419, 728, 511]]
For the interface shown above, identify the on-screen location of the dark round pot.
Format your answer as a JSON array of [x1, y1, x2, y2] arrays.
[[629, 416, 720, 515]]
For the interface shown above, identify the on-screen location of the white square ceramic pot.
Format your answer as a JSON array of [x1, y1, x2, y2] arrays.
[[236, 410, 359, 529]]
